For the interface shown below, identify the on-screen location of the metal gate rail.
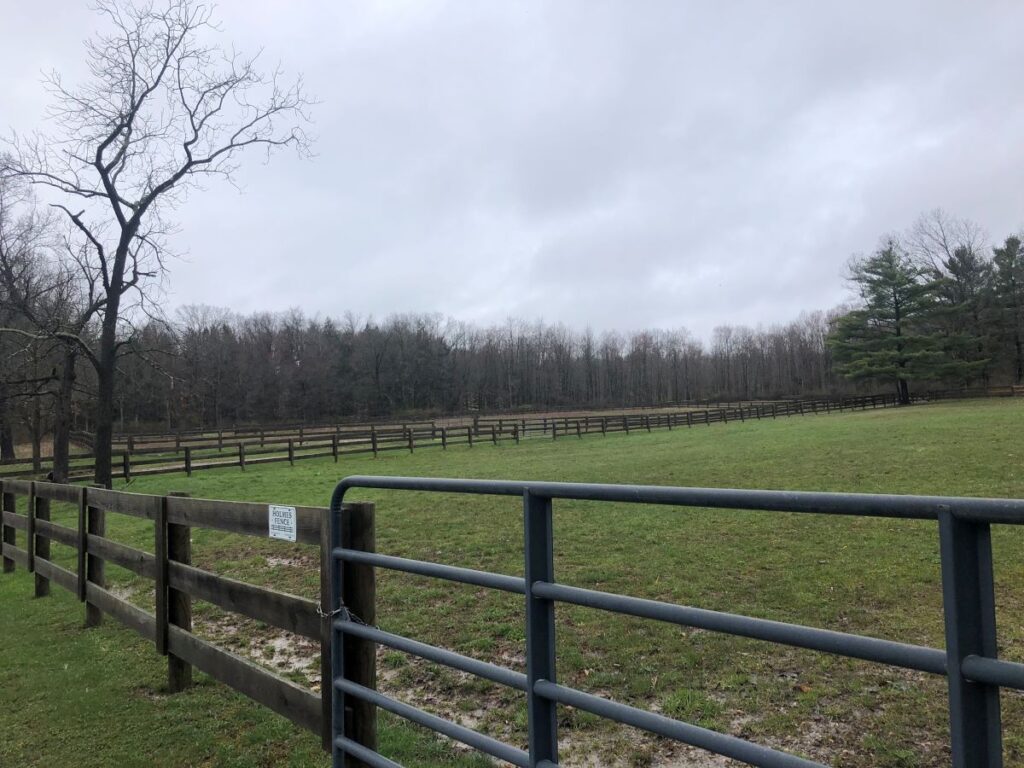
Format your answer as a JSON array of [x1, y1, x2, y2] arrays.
[[329, 476, 1024, 768]]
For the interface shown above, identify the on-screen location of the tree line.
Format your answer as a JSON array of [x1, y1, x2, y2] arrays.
[[4, 204, 1023, 479], [107, 306, 840, 432]]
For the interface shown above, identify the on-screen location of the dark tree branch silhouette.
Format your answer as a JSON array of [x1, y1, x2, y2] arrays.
[[2, 0, 313, 486]]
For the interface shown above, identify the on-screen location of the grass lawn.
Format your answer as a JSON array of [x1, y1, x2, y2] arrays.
[[2, 398, 1023, 767]]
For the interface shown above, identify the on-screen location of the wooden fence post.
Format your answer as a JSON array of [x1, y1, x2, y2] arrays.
[[85, 485, 105, 627], [1, 482, 14, 574], [184, 447, 192, 477], [552, 422, 558, 440], [441, 427, 448, 450], [371, 427, 378, 458], [167, 492, 192, 692], [155, 496, 169, 656], [76, 486, 87, 602], [239, 443, 246, 471], [576, 421, 582, 439], [122, 452, 131, 482], [601, 417, 607, 435], [288, 439, 295, 467], [338, 501, 378, 759], [467, 426, 473, 448], [26, 482, 36, 573], [33, 483, 49, 597], [623, 416, 629, 434], [332, 434, 339, 463], [514, 424, 520, 444], [492, 425, 498, 446], [407, 429, 414, 454]]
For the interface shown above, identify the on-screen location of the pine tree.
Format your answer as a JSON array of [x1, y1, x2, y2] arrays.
[[992, 236, 1024, 383], [926, 244, 993, 383], [827, 240, 968, 403]]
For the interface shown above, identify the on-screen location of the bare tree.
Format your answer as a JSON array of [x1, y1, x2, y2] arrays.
[[908, 209, 987, 273], [2, 0, 312, 486]]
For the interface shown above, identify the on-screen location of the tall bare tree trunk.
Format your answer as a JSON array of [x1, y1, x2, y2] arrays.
[[51, 347, 77, 483], [31, 396, 42, 472], [0, 385, 14, 462], [93, 309, 120, 489]]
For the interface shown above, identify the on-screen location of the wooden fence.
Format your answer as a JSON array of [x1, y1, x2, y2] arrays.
[[0, 478, 376, 753], [4, 394, 910, 482]]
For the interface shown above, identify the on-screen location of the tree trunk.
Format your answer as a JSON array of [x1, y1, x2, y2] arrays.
[[31, 396, 42, 472], [1015, 331, 1023, 385], [93, 308, 120, 489], [51, 347, 77, 483], [0, 386, 15, 462], [897, 377, 910, 405]]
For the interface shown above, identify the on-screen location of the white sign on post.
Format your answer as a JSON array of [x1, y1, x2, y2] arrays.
[[268, 504, 297, 542]]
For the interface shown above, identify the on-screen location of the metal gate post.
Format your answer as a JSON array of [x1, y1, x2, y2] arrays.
[[524, 491, 558, 766], [938, 508, 1002, 768]]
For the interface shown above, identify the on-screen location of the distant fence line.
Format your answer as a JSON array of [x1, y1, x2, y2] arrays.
[[4, 386, 1021, 482], [3, 393, 906, 482], [96, 384, 1024, 449]]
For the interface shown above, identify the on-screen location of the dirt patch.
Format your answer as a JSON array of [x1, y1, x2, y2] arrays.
[[265, 555, 313, 569], [193, 610, 320, 687]]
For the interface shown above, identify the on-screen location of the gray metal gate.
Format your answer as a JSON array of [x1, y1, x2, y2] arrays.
[[328, 476, 1024, 767]]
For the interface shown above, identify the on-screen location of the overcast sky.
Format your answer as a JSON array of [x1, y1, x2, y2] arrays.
[[3, 1, 1023, 340]]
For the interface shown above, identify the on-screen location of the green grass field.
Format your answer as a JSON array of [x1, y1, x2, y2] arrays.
[[2, 399, 1023, 767]]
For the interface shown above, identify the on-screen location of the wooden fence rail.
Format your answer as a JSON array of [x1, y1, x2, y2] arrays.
[[10, 387, 1022, 482], [0, 478, 376, 753], [13, 385, 1023, 474], [6, 394, 914, 482]]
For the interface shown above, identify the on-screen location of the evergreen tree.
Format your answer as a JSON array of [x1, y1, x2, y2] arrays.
[[828, 240, 963, 403], [992, 236, 1024, 383], [927, 244, 993, 383]]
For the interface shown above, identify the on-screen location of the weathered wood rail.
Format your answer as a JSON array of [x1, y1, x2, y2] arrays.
[[0, 478, 376, 753]]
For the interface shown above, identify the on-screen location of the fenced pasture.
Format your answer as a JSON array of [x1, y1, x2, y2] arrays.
[[2, 398, 1024, 767], [8, 388, 1022, 483], [1, 393, 924, 481]]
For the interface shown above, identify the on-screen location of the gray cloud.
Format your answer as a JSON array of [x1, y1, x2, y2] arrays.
[[3, 0, 1023, 339]]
